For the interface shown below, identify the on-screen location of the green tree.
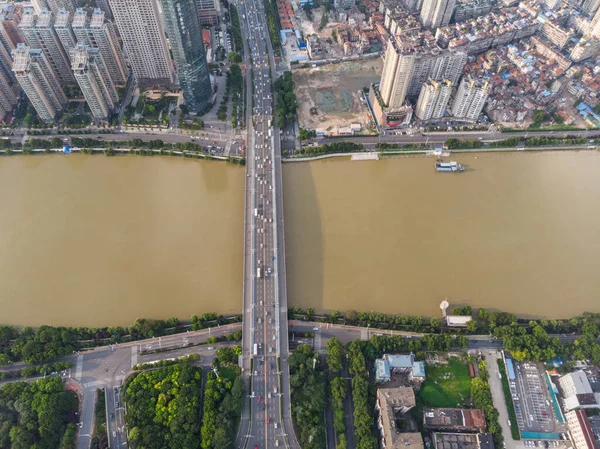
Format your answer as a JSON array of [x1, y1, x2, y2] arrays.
[[430, 317, 441, 330], [532, 109, 545, 123], [466, 319, 478, 333], [326, 337, 345, 372]]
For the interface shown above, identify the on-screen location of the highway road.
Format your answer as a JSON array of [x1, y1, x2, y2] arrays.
[[312, 129, 599, 148], [236, 0, 299, 447]]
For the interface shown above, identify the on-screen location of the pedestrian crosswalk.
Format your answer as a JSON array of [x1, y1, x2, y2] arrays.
[[75, 354, 83, 381]]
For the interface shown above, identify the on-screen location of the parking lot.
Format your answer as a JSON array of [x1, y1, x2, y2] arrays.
[[507, 359, 568, 439]]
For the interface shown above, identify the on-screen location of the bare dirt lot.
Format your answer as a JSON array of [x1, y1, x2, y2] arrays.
[[293, 60, 382, 132]]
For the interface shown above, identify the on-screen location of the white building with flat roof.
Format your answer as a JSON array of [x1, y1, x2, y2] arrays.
[[559, 371, 600, 412]]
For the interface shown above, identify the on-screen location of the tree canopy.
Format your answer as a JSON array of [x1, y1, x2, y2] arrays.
[[289, 344, 326, 449], [0, 376, 78, 449], [124, 364, 203, 449]]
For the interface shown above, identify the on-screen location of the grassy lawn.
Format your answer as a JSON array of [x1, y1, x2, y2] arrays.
[[219, 364, 241, 381], [418, 358, 472, 408]]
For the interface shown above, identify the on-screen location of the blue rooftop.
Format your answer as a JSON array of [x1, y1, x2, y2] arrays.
[[412, 361, 425, 378], [376, 359, 391, 381], [386, 354, 414, 369]]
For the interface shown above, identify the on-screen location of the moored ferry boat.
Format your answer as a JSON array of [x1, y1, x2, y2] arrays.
[[435, 161, 464, 172]]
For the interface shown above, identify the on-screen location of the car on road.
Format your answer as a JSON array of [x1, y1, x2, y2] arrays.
[[258, 395, 261, 403], [255, 444, 259, 449], [268, 417, 271, 424]]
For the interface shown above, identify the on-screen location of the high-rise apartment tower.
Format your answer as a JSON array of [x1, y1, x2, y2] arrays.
[[53, 8, 77, 53], [12, 43, 67, 122], [70, 8, 127, 84], [379, 34, 466, 109], [71, 44, 118, 120], [420, 0, 455, 28], [107, 0, 173, 87], [30, 0, 75, 15], [415, 79, 452, 120], [451, 76, 491, 119], [19, 8, 74, 84], [0, 69, 17, 120]]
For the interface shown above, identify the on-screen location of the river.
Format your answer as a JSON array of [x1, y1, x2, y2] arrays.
[[0, 155, 244, 327], [283, 151, 600, 319], [1, 152, 599, 326]]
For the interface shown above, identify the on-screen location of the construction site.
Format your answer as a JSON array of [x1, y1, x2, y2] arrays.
[[293, 60, 382, 135]]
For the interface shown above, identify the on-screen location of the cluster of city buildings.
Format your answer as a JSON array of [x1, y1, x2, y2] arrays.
[[374, 354, 495, 449], [502, 354, 600, 449], [367, 0, 600, 129], [0, 0, 216, 124], [266, 0, 594, 129], [551, 368, 600, 449]]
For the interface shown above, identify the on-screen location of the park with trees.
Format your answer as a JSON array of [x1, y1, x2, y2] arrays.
[[124, 364, 204, 449], [200, 362, 244, 449], [0, 376, 79, 449], [347, 340, 377, 449], [326, 338, 348, 449], [289, 344, 327, 449]]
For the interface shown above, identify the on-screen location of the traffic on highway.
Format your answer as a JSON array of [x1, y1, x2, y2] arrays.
[[236, 0, 299, 446]]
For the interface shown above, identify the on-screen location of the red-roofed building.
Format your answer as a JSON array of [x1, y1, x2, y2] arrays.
[[202, 29, 211, 48]]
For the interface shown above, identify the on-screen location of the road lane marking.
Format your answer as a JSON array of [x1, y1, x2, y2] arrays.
[[75, 354, 83, 380], [131, 346, 138, 368], [83, 380, 105, 389]]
